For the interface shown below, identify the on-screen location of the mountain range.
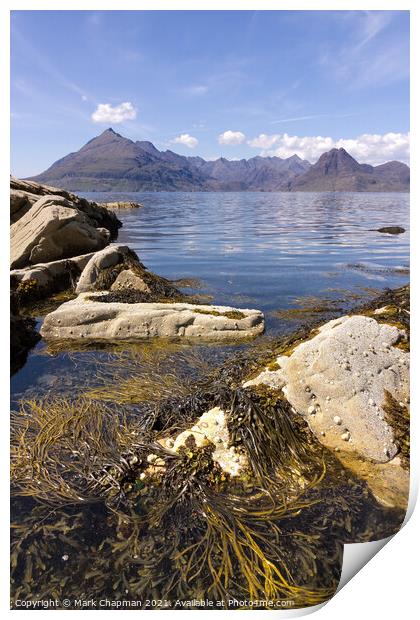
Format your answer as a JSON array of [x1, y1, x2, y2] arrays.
[[27, 128, 410, 193]]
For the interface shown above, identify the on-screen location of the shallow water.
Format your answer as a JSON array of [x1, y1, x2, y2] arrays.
[[12, 191, 409, 398]]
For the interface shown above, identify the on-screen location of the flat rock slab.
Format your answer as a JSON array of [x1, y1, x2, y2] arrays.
[[40, 293, 265, 341], [244, 314, 409, 463]]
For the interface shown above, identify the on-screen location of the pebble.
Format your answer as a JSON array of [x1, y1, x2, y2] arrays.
[[326, 396, 331, 401], [368, 398, 375, 406], [333, 416, 342, 425], [166, 439, 174, 448], [307, 405, 317, 415], [139, 472, 146, 480], [305, 386, 311, 392], [341, 431, 351, 442], [147, 454, 157, 464], [62, 555, 69, 561], [320, 431, 326, 437], [129, 455, 139, 466]]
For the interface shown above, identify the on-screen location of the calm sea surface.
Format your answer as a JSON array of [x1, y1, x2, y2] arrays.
[[11, 191, 409, 398]]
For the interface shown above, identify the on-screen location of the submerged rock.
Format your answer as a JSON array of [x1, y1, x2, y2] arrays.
[[377, 226, 406, 235], [244, 314, 409, 463], [40, 294, 265, 341], [10, 195, 110, 269]]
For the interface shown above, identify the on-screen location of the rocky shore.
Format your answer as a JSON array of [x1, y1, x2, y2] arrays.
[[10, 178, 265, 372]]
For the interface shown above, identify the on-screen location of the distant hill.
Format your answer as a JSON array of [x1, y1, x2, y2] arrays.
[[287, 148, 410, 192], [27, 129, 409, 193]]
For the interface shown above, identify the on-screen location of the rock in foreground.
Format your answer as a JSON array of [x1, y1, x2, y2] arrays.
[[11, 176, 121, 235], [244, 314, 409, 463], [10, 196, 110, 269], [40, 294, 265, 341]]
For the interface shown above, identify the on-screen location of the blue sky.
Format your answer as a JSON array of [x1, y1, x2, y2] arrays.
[[11, 10, 410, 176]]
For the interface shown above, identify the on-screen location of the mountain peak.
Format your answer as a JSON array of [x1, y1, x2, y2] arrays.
[[98, 127, 121, 137]]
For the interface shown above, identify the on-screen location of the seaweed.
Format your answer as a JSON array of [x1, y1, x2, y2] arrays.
[[193, 308, 246, 320], [382, 390, 410, 469]]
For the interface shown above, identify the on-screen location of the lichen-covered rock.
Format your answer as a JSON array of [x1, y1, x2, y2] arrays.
[[244, 314, 409, 463], [10, 196, 110, 269], [10, 176, 121, 236], [40, 294, 265, 342]]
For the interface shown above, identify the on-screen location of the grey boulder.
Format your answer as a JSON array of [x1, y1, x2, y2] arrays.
[[10, 195, 110, 269], [40, 294, 265, 342], [75, 245, 138, 293]]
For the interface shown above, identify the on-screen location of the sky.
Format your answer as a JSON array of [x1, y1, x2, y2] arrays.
[[10, 10, 410, 177]]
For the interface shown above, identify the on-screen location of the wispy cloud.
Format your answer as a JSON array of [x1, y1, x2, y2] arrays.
[[270, 112, 359, 124], [319, 11, 408, 89], [182, 85, 209, 96], [12, 26, 90, 100]]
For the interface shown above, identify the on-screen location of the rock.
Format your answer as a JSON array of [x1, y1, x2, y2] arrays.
[[10, 189, 39, 223], [100, 201, 143, 210], [40, 294, 265, 342], [10, 196, 110, 269], [10, 176, 121, 237], [11, 252, 95, 295], [244, 314, 409, 462], [75, 245, 139, 293], [75, 246, 183, 300], [10, 312, 40, 375], [110, 269, 151, 293], [377, 226, 406, 235], [150, 406, 248, 477]]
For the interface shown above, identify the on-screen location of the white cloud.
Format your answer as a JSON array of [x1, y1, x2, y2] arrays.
[[248, 134, 282, 149], [91, 102, 137, 124], [171, 133, 199, 149], [248, 132, 409, 165], [218, 130, 246, 145]]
